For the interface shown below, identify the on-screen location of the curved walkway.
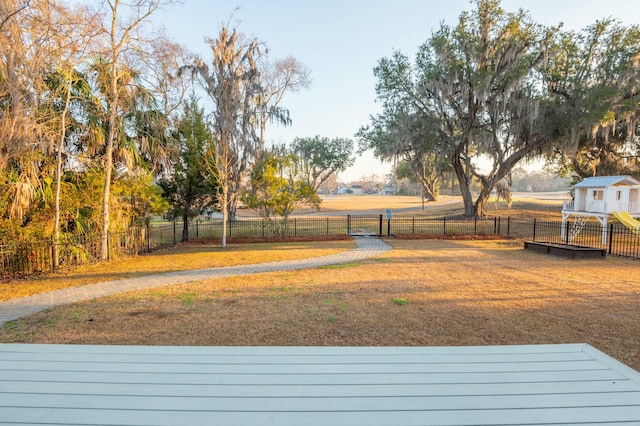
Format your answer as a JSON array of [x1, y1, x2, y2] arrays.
[[0, 237, 391, 325]]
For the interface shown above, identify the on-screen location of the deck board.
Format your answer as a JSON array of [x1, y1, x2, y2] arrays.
[[1, 343, 639, 425]]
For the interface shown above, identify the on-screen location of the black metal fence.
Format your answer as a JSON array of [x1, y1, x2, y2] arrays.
[[1, 228, 147, 280], [2, 215, 639, 279]]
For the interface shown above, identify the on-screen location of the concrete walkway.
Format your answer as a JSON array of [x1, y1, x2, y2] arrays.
[[0, 237, 391, 325]]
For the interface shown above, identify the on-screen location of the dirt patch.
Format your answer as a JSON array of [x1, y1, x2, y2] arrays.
[[2, 239, 638, 372]]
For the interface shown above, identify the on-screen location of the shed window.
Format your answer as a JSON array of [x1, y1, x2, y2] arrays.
[[616, 190, 622, 201]]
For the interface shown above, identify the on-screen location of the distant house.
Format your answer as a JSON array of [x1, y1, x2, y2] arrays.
[[335, 186, 352, 195], [562, 175, 640, 243], [350, 184, 363, 195], [379, 184, 396, 195]]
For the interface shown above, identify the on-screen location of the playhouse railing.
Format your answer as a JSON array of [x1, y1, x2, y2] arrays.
[[564, 200, 640, 214], [623, 202, 640, 213]]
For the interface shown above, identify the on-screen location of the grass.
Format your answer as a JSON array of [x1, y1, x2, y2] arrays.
[[320, 262, 361, 269], [1, 238, 639, 373], [391, 297, 409, 306], [178, 293, 198, 306], [0, 240, 355, 302], [3, 195, 639, 372], [301, 193, 565, 221]]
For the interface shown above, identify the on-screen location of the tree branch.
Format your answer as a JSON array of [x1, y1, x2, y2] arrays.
[[0, 0, 30, 31]]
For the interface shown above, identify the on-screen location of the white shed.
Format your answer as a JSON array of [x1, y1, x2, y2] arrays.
[[350, 184, 363, 195], [562, 175, 640, 243]]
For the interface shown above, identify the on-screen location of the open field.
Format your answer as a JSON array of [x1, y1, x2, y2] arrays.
[[2, 238, 639, 371], [290, 192, 567, 220]]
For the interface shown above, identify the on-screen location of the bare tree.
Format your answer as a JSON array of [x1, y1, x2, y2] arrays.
[[256, 56, 311, 155], [0, 0, 29, 31], [0, 0, 46, 221], [182, 25, 264, 246], [0, 0, 90, 225]]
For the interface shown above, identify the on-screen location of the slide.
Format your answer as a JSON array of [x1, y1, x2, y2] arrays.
[[612, 211, 640, 235]]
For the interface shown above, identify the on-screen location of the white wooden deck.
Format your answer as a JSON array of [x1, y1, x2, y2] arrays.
[[1, 343, 640, 425]]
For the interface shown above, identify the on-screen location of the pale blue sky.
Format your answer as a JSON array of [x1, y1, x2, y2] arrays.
[[155, 0, 640, 181]]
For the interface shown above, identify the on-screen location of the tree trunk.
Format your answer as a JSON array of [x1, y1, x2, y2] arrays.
[[474, 188, 492, 218], [101, 57, 121, 260], [422, 179, 438, 202], [53, 76, 72, 268], [182, 212, 189, 242], [220, 185, 228, 248], [452, 150, 475, 217], [227, 190, 238, 221], [101, 111, 115, 260]]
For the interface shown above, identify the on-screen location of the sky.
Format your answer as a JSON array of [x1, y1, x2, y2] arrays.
[[154, 0, 640, 182]]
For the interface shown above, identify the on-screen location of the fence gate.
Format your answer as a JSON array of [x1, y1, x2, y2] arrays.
[[347, 214, 383, 236]]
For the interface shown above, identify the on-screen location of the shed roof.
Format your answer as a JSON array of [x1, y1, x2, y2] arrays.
[[573, 175, 640, 188]]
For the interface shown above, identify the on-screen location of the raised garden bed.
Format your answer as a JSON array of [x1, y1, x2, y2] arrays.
[[524, 241, 606, 259]]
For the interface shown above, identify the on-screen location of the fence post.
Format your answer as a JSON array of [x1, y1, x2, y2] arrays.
[[507, 217, 511, 237], [387, 218, 391, 237], [173, 220, 176, 245], [146, 223, 151, 253], [474, 216, 477, 235], [443, 217, 447, 235], [412, 217, 415, 235], [294, 218, 297, 237], [196, 220, 199, 239], [326, 217, 329, 236], [532, 218, 537, 241], [565, 221, 570, 244], [347, 214, 351, 236], [494, 217, 498, 234], [379, 214, 383, 236], [608, 223, 614, 255], [51, 237, 56, 271]]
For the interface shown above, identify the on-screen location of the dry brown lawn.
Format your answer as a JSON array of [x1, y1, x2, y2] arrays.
[[0, 239, 354, 302], [2, 238, 639, 372], [303, 193, 565, 220]]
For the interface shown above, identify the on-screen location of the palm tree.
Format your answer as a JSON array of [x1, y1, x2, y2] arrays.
[[82, 56, 172, 257], [42, 65, 97, 264]]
